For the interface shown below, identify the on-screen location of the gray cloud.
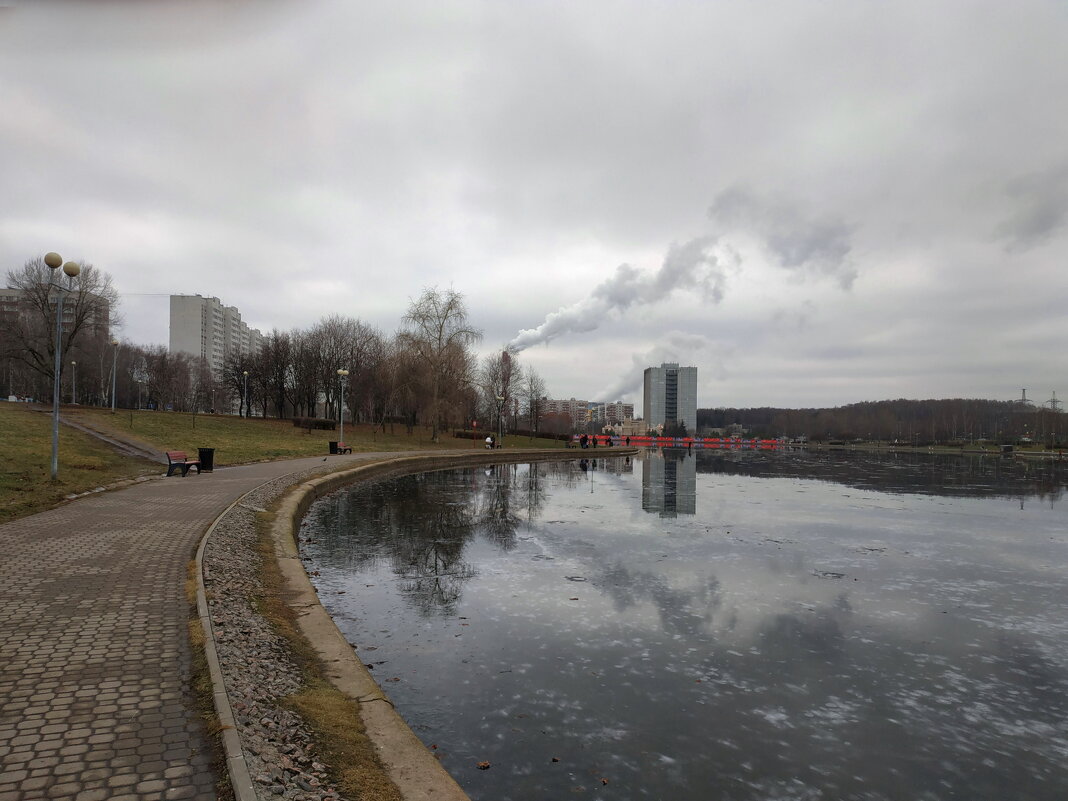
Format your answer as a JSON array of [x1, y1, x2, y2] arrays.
[[2, 1, 1067, 408], [709, 188, 858, 289], [997, 167, 1068, 251]]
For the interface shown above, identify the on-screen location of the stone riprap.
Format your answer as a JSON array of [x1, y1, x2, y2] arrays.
[[201, 475, 347, 801]]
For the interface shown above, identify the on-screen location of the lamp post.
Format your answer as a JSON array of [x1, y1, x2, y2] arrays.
[[337, 369, 349, 444], [137, 380, 143, 411], [70, 361, 76, 404], [44, 252, 80, 480], [242, 371, 249, 418], [495, 395, 505, 447], [110, 339, 119, 412]]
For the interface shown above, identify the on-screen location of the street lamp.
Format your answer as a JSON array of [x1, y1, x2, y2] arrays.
[[110, 339, 119, 412], [70, 361, 76, 404], [337, 369, 349, 445], [242, 371, 249, 418], [44, 252, 80, 480], [495, 395, 505, 447]]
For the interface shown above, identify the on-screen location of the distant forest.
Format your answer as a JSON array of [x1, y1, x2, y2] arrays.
[[696, 398, 1065, 445]]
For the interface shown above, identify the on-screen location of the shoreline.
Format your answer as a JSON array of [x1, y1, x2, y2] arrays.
[[198, 449, 637, 801]]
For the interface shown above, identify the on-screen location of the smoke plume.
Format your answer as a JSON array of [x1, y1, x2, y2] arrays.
[[595, 332, 727, 403], [508, 235, 727, 352]]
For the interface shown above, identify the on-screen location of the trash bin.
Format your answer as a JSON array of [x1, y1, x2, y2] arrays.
[[197, 448, 215, 472], [329, 441, 339, 454]]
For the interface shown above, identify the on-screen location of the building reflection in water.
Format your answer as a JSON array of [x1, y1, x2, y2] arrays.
[[641, 447, 697, 516]]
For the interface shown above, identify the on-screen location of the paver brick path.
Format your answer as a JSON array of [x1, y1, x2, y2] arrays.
[[0, 455, 389, 801]]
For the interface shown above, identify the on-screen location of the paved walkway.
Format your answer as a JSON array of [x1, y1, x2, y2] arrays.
[[0, 454, 386, 801]]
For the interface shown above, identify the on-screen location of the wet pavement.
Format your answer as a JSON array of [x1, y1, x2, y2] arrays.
[[301, 451, 1068, 801]]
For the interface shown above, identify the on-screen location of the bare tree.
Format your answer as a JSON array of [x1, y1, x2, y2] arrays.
[[223, 351, 255, 417], [399, 288, 482, 442], [523, 368, 547, 439], [1, 256, 121, 384], [479, 349, 523, 440]]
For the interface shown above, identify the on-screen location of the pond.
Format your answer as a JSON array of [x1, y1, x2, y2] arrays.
[[299, 451, 1068, 801]]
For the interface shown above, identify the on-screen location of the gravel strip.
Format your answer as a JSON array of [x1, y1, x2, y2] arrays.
[[202, 467, 349, 801]]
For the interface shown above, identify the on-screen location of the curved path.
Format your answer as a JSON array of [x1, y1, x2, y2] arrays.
[[0, 453, 394, 801]]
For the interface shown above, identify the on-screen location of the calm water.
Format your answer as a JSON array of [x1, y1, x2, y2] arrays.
[[300, 451, 1068, 801]]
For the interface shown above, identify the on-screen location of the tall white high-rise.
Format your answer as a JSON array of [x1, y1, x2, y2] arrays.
[[169, 294, 263, 372], [643, 362, 697, 434]]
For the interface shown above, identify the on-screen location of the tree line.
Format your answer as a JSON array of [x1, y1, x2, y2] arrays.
[[698, 398, 1066, 446], [1, 258, 550, 442]]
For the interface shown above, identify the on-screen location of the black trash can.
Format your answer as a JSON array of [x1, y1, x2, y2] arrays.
[[197, 448, 215, 472], [329, 441, 339, 454]]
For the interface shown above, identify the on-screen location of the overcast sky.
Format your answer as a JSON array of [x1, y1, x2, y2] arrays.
[[2, 0, 1066, 412]]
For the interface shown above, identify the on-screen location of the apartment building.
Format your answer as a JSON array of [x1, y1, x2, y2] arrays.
[[169, 295, 263, 372], [589, 400, 635, 426]]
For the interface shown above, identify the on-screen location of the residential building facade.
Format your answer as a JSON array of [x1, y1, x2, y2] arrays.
[[643, 362, 698, 435], [589, 400, 635, 426], [169, 294, 263, 372]]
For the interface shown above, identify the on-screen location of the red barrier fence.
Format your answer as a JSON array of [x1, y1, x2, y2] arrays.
[[571, 435, 781, 449]]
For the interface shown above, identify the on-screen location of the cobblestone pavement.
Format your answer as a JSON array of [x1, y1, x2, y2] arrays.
[[0, 455, 389, 801]]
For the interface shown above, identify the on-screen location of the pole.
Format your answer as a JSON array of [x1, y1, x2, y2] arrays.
[[71, 361, 76, 404], [110, 342, 118, 412], [51, 289, 65, 480], [339, 376, 345, 445]]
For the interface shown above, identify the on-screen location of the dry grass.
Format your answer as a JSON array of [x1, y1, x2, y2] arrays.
[[64, 405, 566, 466], [0, 403, 160, 523], [186, 560, 236, 801], [0, 402, 566, 523], [286, 682, 405, 801], [253, 508, 404, 801]]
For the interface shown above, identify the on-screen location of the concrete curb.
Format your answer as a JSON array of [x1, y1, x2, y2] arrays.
[[271, 450, 618, 801]]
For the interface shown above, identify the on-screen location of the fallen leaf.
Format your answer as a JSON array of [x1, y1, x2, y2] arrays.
[[601, 778, 609, 785], [477, 761, 491, 770]]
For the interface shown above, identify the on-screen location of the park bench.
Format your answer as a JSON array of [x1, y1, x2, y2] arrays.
[[166, 451, 202, 477]]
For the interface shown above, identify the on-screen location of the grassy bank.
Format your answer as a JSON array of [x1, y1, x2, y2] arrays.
[[0, 403, 160, 523], [0, 402, 568, 522], [62, 406, 567, 464]]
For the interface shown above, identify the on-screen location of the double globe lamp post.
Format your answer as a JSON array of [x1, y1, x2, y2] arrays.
[[43, 252, 80, 480]]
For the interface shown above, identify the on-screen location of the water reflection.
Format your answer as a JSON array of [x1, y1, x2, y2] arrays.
[[694, 448, 1067, 504], [308, 464, 557, 615], [301, 454, 1068, 801], [642, 448, 697, 516]]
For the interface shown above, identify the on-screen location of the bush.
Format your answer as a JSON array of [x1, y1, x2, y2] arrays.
[[292, 417, 336, 431]]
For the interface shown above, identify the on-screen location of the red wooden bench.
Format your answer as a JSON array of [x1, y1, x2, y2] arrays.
[[166, 450, 202, 477]]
